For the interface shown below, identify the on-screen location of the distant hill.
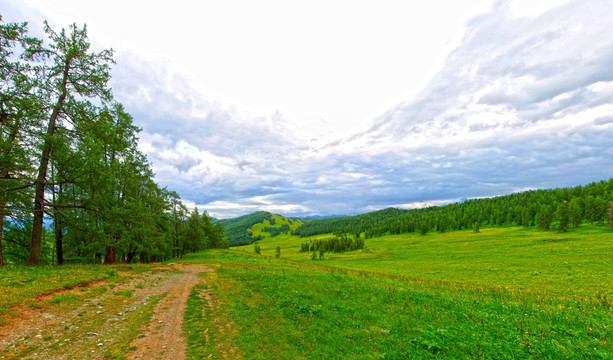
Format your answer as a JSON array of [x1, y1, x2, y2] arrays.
[[248, 214, 302, 240], [218, 211, 274, 246], [220, 178, 613, 245], [293, 178, 613, 238], [219, 211, 304, 246]]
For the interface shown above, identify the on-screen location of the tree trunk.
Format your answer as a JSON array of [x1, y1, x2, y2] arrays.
[[0, 201, 5, 266], [55, 217, 64, 265], [27, 63, 69, 266], [104, 245, 116, 264], [0, 122, 22, 267], [139, 252, 145, 264], [53, 180, 64, 265], [180, 243, 186, 259], [150, 255, 156, 263]]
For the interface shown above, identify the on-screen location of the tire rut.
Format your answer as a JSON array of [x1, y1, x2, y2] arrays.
[[128, 264, 213, 360]]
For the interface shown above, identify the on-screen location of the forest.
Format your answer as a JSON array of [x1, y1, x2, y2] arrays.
[[0, 17, 227, 266], [293, 179, 613, 238]]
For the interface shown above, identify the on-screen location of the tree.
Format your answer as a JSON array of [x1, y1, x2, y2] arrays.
[[555, 201, 570, 233], [608, 201, 613, 231], [28, 22, 114, 265], [569, 197, 583, 230], [536, 205, 553, 230], [473, 222, 480, 233], [275, 246, 280, 259], [419, 223, 429, 235], [0, 17, 44, 266]]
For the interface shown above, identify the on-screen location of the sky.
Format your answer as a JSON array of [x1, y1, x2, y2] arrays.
[[4, 0, 613, 218]]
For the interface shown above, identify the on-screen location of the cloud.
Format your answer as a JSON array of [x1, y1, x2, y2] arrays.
[[108, 0, 613, 218], [594, 116, 613, 126]]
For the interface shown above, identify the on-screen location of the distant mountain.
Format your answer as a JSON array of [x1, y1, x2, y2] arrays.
[[296, 214, 348, 221]]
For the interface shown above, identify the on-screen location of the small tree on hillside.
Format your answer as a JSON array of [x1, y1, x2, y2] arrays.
[[473, 222, 480, 233], [608, 201, 613, 231], [275, 246, 280, 259]]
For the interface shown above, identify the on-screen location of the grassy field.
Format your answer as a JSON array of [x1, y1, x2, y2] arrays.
[[239, 225, 613, 300], [181, 225, 613, 359], [1, 225, 611, 359], [0, 264, 133, 324]]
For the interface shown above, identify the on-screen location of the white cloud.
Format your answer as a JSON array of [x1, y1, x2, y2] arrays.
[[3, 0, 613, 218]]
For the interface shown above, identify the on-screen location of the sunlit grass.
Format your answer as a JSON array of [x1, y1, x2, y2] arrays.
[[182, 248, 612, 359], [236, 225, 613, 300]]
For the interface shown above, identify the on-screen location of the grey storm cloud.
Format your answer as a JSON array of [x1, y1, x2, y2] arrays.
[[108, 0, 613, 218]]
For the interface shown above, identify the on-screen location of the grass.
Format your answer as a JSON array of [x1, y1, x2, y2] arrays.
[[0, 262, 167, 359], [248, 214, 302, 239], [1, 224, 610, 358], [0, 264, 127, 321], [236, 224, 613, 300], [181, 225, 613, 359]]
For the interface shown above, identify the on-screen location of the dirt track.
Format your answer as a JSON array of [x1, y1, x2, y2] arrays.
[[0, 263, 213, 359], [129, 264, 212, 360]]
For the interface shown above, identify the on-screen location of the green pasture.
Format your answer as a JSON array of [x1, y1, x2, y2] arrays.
[[183, 242, 612, 359], [237, 225, 613, 300]]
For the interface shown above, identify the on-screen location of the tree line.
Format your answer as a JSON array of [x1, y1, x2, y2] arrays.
[[294, 179, 613, 239], [300, 236, 365, 253], [0, 16, 227, 266]]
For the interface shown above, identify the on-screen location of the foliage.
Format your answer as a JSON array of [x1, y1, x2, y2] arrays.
[[218, 211, 274, 246], [293, 179, 613, 239], [0, 15, 223, 265], [300, 235, 364, 253]]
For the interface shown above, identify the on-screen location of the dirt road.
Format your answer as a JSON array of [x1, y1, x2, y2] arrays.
[[0, 263, 213, 360], [129, 264, 212, 360]]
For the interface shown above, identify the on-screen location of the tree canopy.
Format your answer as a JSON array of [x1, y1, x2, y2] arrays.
[[0, 16, 227, 265]]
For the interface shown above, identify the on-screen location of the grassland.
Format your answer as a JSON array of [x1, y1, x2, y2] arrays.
[[181, 225, 612, 359], [1, 225, 611, 359], [0, 264, 131, 323]]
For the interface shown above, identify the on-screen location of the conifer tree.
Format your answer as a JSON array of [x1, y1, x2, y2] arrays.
[[28, 22, 114, 265]]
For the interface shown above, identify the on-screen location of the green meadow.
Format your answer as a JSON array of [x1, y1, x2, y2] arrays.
[[1, 225, 611, 359], [180, 225, 612, 359]]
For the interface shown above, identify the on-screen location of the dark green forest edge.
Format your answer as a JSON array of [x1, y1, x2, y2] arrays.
[[0, 17, 227, 266], [222, 179, 613, 246]]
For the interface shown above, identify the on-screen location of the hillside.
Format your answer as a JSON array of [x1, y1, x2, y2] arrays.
[[218, 211, 274, 246], [293, 178, 613, 238], [248, 213, 302, 240]]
